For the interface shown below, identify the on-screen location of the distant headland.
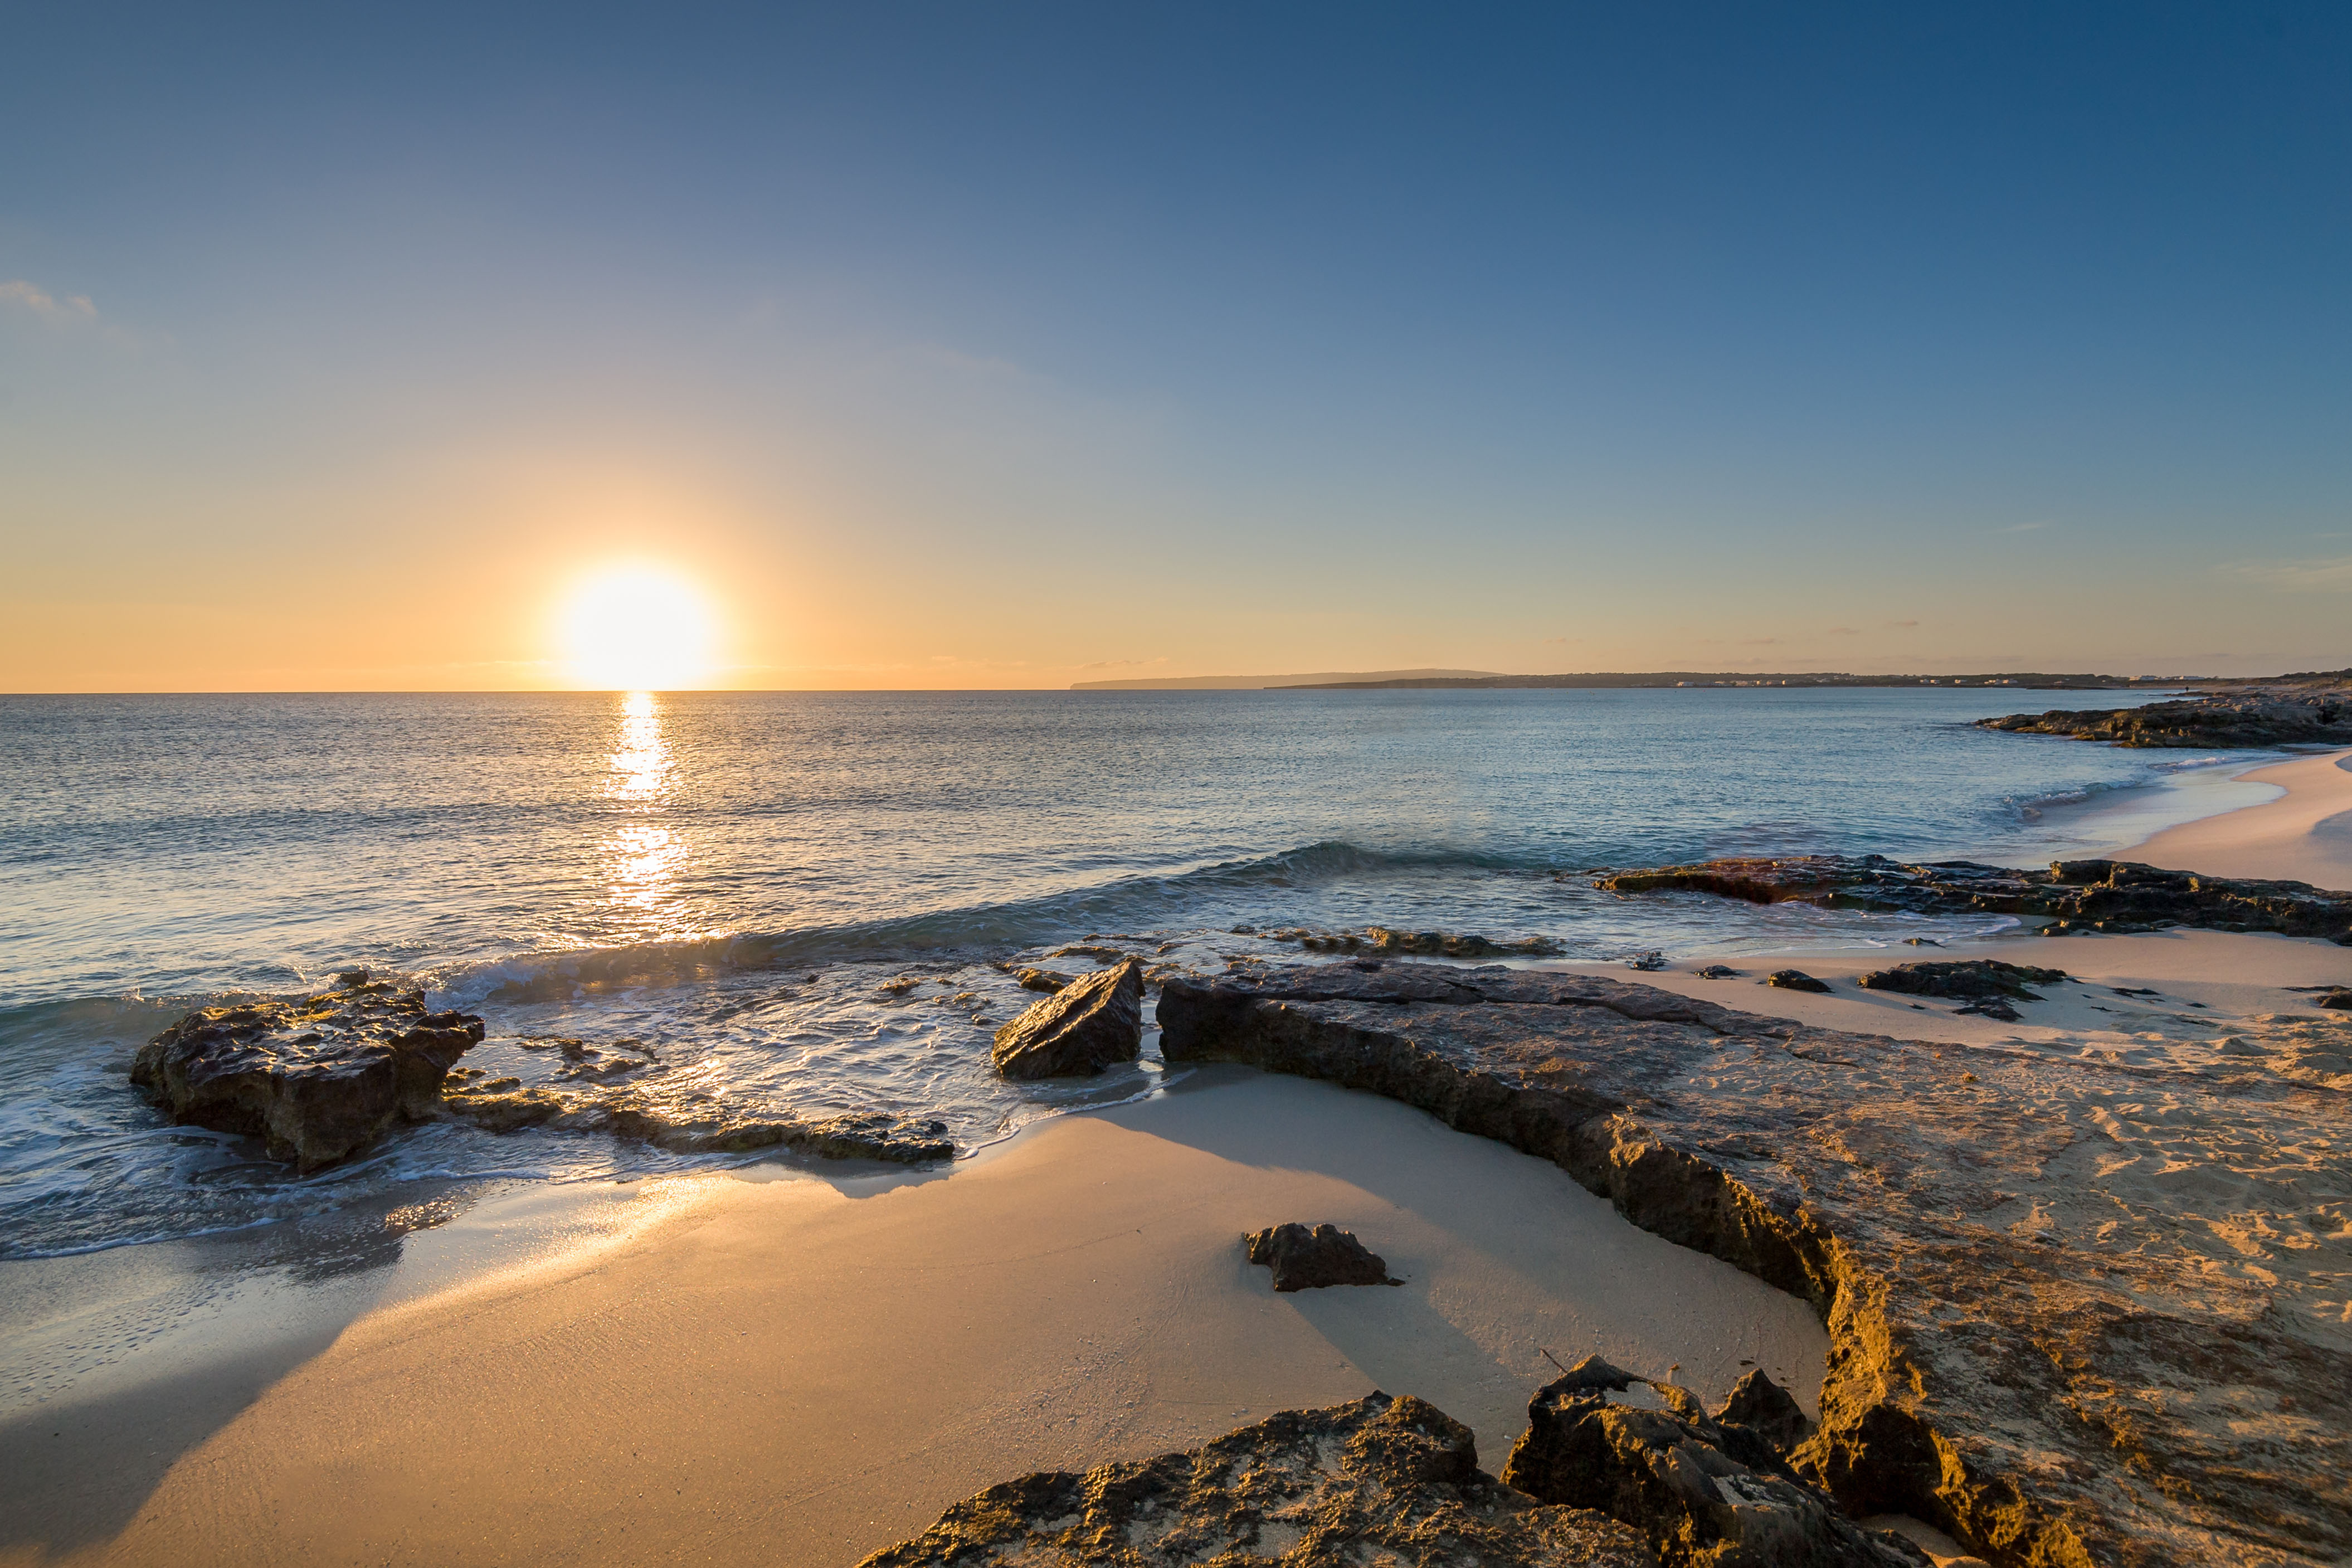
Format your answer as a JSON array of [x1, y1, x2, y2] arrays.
[[1073, 668, 2210, 692]]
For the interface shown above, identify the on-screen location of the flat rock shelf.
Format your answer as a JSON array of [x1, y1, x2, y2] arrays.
[[1154, 961, 2351, 1568]]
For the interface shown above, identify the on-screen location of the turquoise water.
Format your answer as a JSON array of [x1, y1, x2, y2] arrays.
[[0, 686, 2265, 1256]]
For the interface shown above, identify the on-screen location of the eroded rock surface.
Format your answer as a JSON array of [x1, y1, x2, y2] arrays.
[[1596, 854, 2352, 941], [1157, 962, 2352, 1567], [1764, 969, 1830, 993], [1856, 960, 2066, 1003], [1244, 1221, 1403, 1290], [1500, 1357, 1925, 1567], [856, 1391, 1658, 1567], [131, 975, 483, 1171], [991, 957, 1145, 1079]]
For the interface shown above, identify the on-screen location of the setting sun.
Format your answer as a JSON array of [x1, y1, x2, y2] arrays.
[[559, 565, 718, 690]]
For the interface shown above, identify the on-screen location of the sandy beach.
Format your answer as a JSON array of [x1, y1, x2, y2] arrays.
[[4, 748, 2348, 1568]]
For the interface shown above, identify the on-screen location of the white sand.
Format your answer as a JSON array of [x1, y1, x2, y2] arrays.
[[2132, 747, 2352, 889], [0, 1070, 1825, 1568]]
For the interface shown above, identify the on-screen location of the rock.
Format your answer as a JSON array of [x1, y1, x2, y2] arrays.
[[1950, 998, 2022, 1022], [1765, 969, 1832, 993], [1244, 1221, 1403, 1290], [1045, 943, 1133, 961], [1500, 1369, 1926, 1567], [1695, 965, 1744, 978], [1856, 960, 2067, 1004], [1717, 1369, 1813, 1455], [990, 958, 1145, 1079], [2317, 991, 2352, 1010], [876, 975, 923, 997], [1595, 854, 2352, 942], [1264, 925, 1567, 958], [439, 1082, 953, 1162], [1155, 961, 2352, 1567], [1010, 966, 1073, 994], [855, 1391, 1658, 1568], [1626, 950, 1668, 971], [1976, 687, 2348, 748], [129, 976, 483, 1172]]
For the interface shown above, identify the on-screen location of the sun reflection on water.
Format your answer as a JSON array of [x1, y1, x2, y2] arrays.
[[600, 692, 690, 935]]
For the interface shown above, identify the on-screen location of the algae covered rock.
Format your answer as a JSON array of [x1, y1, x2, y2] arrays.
[[991, 957, 1144, 1079], [858, 1391, 1658, 1567], [131, 972, 483, 1171]]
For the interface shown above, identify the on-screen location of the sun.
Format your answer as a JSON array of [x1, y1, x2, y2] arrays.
[[559, 565, 718, 690]]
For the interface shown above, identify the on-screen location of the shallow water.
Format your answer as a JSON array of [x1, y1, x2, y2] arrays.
[[0, 686, 2283, 1257]]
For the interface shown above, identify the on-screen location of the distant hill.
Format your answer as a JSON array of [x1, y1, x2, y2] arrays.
[[1070, 668, 1503, 690]]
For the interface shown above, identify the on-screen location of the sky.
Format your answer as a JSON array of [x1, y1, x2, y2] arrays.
[[3, 3, 2348, 690]]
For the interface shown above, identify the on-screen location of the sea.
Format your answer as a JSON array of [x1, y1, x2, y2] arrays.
[[0, 686, 2288, 1260]]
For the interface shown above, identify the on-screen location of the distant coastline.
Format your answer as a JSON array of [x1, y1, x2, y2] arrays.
[[1072, 668, 2190, 692]]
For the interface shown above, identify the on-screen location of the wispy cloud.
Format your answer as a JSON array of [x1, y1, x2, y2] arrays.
[[1542, 636, 1579, 645], [0, 279, 98, 325], [1888, 619, 1920, 628], [1825, 626, 1861, 636], [1079, 656, 1171, 670], [1737, 636, 1783, 646], [2218, 556, 2352, 592], [1994, 522, 2046, 534]]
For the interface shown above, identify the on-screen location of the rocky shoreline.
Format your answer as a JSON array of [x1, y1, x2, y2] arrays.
[[1593, 854, 2352, 942], [1122, 960, 2352, 1568], [1978, 675, 2350, 748]]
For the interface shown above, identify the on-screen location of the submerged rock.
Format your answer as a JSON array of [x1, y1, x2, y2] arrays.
[[1244, 1221, 1403, 1290], [1156, 961, 2352, 1567], [1264, 924, 1568, 958], [1595, 853, 2352, 941], [1009, 966, 1073, 994], [130, 976, 483, 1172], [1764, 969, 1832, 994], [856, 1391, 1657, 1568], [1501, 1364, 1925, 1567], [991, 957, 1145, 1079]]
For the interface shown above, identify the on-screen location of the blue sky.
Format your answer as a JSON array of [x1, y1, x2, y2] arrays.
[[3, 3, 2347, 687]]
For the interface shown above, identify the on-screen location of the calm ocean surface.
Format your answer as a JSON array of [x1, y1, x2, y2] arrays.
[[0, 687, 2275, 1257]]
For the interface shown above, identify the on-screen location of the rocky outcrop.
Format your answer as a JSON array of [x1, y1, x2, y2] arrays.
[[1763, 969, 1830, 994], [991, 958, 1145, 1079], [1244, 1222, 1403, 1290], [1156, 962, 2352, 1567], [1856, 960, 2066, 1002], [1011, 967, 1073, 994], [130, 974, 483, 1171], [856, 1391, 1659, 1567], [438, 1080, 953, 1162], [1499, 1357, 1925, 1566], [1595, 854, 2352, 942], [1978, 692, 2348, 748], [1252, 924, 1567, 958]]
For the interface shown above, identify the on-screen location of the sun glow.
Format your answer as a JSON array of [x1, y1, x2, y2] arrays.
[[560, 566, 718, 690]]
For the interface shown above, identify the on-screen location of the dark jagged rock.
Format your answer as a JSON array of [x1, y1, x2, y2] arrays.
[[1501, 1363, 1927, 1567], [130, 976, 483, 1172], [991, 957, 1145, 1079], [1244, 1221, 1403, 1290], [1595, 854, 2352, 942], [2316, 990, 2351, 1010], [1764, 969, 1832, 994], [1157, 961, 2352, 1567], [1694, 965, 1744, 979], [1977, 690, 2348, 748], [1011, 966, 1073, 993], [1264, 924, 1567, 958], [1856, 961, 2067, 1004], [1717, 1370, 1813, 1457], [856, 1391, 1658, 1568]]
